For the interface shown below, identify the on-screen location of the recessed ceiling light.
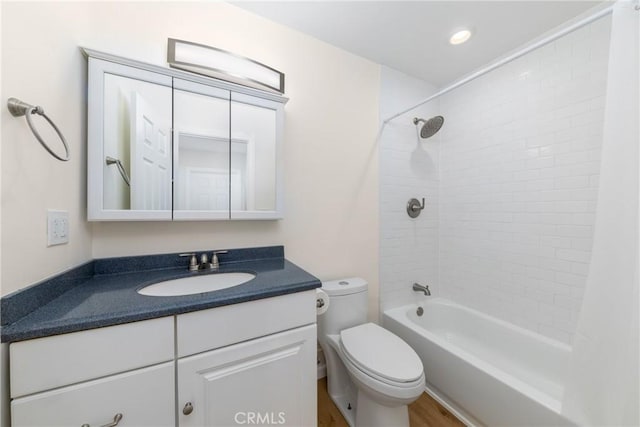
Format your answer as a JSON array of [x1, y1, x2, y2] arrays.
[[450, 29, 472, 45]]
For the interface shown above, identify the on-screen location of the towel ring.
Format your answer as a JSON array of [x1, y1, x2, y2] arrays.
[[7, 97, 70, 162]]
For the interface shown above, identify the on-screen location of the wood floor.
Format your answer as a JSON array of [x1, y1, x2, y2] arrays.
[[318, 378, 465, 427]]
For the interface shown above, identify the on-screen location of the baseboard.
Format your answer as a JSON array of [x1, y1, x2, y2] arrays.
[[317, 346, 326, 379], [423, 383, 483, 427], [317, 364, 326, 379]]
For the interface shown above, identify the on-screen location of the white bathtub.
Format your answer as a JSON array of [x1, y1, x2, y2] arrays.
[[383, 298, 574, 426]]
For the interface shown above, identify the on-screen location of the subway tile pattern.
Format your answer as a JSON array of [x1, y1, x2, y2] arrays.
[[379, 67, 440, 313], [380, 18, 611, 344], [437, 18, 611, 343]]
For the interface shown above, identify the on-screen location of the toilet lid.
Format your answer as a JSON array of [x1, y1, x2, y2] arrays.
[[340, 323, 423, 383]]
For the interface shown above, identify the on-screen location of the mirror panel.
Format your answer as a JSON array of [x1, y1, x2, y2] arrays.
[[173, 88, 230, 219], [102, 73, 172, 211], [230, 99, 277, 215], [87, 51, 284, 222]]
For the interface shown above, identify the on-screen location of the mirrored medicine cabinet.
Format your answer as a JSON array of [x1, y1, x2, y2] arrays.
[[84, 48, 285, 221]]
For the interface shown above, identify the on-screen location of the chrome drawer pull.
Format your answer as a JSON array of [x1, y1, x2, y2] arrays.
[[81, 413, 123, 427]]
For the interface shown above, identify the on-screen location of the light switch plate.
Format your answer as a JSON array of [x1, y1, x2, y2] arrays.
[[47, 210, 69, 246]]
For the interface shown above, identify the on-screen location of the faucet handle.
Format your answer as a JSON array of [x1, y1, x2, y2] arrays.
[[211, 250, 228, 269], [179, 253, 198, 271]]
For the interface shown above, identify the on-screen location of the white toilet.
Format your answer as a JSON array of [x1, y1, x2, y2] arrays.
[[317, 278, 425, 427]]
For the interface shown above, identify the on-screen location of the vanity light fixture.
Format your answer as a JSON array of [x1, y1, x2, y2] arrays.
[[449, 29, 472, 45], [167, 38, 285, 93]]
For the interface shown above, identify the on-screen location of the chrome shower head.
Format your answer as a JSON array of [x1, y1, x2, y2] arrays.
[[413, 115, 445, 139]]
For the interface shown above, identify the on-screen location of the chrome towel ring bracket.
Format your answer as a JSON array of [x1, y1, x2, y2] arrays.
[[7, 97, 70, 162], [106, 156, 130, 186]]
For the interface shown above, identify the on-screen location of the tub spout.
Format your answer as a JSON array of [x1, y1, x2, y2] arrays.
[[413, 283, 431, 296]]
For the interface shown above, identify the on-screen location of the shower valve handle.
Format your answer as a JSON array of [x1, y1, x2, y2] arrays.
[[407, 198, 425, 218]]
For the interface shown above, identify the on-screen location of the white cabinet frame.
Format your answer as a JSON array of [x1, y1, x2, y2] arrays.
[[85, 48, 287, 222]]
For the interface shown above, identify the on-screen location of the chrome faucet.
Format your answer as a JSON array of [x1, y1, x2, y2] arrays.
[[199, 253, 211, 270], [412, 283, 431, 296], [179, 252, 215, 271]]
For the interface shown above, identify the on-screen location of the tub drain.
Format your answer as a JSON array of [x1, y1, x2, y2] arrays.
[[416, 307, 424, 316]]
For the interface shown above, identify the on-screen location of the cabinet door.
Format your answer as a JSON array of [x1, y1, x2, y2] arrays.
[[173, 78, 231, 220], [11, 362, 174, 427], [230, 92, 284, 219], [88, 58, 173, 221], [178, 325, 316, 427]]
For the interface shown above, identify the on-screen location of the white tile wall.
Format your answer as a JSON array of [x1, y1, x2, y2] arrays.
[[378, 67, 440, 312], [379, 17, 611, 344], [438, 18, 611, 344]]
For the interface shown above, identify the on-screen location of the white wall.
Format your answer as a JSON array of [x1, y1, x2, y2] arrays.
[[1, 1, 381, 321], [1, 4, 95, 296], [438, 17, 611, 343], [378, 66, 439, 312]]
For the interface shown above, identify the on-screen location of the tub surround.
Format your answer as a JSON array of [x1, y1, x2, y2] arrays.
[[1, 246, 320, 343]]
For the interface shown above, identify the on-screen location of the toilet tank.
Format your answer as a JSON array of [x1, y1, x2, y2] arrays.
[[318, 277, 368, 337]]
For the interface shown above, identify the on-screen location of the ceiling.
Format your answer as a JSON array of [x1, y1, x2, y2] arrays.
[[233, 1, 604, 87]]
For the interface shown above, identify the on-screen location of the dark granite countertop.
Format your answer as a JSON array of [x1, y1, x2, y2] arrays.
[[1, 246, 320, 343]]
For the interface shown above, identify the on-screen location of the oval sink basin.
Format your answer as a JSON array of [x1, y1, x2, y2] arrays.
[[138, 272, 255, 297]]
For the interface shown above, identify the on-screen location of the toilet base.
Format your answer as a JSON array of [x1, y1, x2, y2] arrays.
[[355, 391, 409, 427], [330, 391, 357, 427]]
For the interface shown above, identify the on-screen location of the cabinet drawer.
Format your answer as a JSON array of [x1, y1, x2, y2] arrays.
[[10, 316, 174, 397], [177, 290, 315, 357], [12, 362, 174, 427]]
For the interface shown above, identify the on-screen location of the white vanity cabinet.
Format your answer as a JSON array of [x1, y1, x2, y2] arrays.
[[85, 49, 286, 221], [8, 290, 317, 427]]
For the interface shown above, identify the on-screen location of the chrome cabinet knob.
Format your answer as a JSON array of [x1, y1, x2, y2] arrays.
[[183, 402, 194, 415]]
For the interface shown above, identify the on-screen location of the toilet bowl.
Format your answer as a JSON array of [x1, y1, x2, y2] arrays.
[[318, 278, 425, 427]]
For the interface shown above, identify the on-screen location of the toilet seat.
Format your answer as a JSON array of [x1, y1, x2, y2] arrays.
[[340, 323, 423, 388]]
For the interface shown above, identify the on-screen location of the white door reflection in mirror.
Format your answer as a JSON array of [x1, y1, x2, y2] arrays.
[[102, 73, 172, 211], [184, 168, 243, 211], [130, 92, 171, 210], [173, 85, 230, 219]]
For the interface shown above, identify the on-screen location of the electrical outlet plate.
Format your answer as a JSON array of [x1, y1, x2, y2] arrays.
[[47, 210, 69, 246]]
